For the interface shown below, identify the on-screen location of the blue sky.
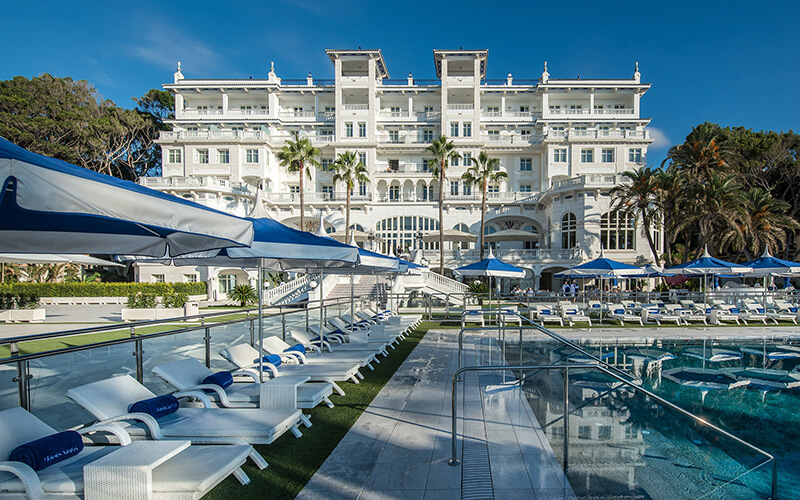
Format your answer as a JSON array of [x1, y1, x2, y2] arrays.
[[2, 0, 798, 166]]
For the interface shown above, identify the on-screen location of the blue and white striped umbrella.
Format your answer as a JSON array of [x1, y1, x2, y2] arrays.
[[0, 137, 253, 256], [743, 248, 800, 277], [120, 216, 361, 271], [665, 247, 751, 275], [453, 248, 526, 278], [555, 250, 642, 278]]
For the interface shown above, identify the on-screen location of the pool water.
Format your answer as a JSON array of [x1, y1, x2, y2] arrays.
[[516, 338, 800, 499]]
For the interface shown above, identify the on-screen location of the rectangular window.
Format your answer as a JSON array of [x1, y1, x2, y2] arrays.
[[289, 186, 300, 199], [450, 181, 459, 196], [321, 185, 334, 199], [168, 149, 182, 163], [450, 122, 459, 137], [345, 122, 354, 137], [462, 122, 472, 137], [581, 149, 593, 163], [423, 129, 434, 142], [487, 185, 499, 194], [450, 155, 459, 167], [359, 180, 367, 197], [358, 122, 367, 137], [218, 149, 229, 164], [487, 106, 499, 113], [463, 183, 472, 196], [358, 153, 367, 167], [462, 152, 472, 166], [520, 184, 533, 193], [602, 148, 614, 162], [554, 148, 567, 163], [487, 130, 500, 137], [520, 129, 531, 137], [388, 130, 399, 143], [184, 274, 197, 282], [520, 158, 532, 171], [153, 274, 165, 283], [197, 149, 209, 164], [246, 149, 259, 163], [421, 159, 430, 172], [321, 158, 334, 171], [519, 106, 529, 113], [549, 105, 561, 112], [388, 159, 399, 172], [219, 274, 236, 294], [389, 185, 399, 201], [628, 148, 643, 162]]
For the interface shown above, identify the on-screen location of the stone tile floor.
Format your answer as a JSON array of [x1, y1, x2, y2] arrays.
[[298, 328, 576, 500]]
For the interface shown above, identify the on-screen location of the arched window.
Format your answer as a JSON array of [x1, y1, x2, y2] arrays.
[[483, 225, 497, 235], [523, 225, 540, 250], [376, 216, 440, 254], [601, 211, 635, 250], [349, 223, 365, 232], [453, 223, 469, 232], [561, 213, 577, 249]]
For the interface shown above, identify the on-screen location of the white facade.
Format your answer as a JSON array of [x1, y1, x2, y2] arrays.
[[140, 49, 656, 291]]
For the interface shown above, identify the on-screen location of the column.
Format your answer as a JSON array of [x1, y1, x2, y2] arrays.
[[501, 95, 506, 117], [408, 95, 413, 118], [334, 57, 343, 140], [367, 56, 377, 142], [222, 92, 229, 114], [314, 94, 320, 118], [589, 92, 594, 114], [440, 58, 448, 137], [268, 91, 278, 119], [174, 94, 184, 117], [473, 56, 481, 137]]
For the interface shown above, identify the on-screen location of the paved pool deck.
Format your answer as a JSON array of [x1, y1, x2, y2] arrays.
[[298, 327, 576, 500]]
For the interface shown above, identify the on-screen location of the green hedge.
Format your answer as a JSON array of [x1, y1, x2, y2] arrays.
[[0, 282, 207, 297]]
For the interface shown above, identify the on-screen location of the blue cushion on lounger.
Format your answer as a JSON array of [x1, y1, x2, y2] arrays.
[[614, 309, 624, 314], [129, 395, 179, 419], [730, 308, 740, 313], [756, 308, 765, 314], [254, 354, 282, 367], [285, 343, 306, 355], [540, 310, 551, 315], [10, 431, 83, 471], [202, 371, 233, 389], [790, 307, 798, 313]]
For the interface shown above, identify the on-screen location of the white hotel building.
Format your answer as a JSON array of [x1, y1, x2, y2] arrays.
[[139, 48, 657, 294]]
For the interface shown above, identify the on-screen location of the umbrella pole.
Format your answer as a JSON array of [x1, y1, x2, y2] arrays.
[[257, 263, 264, 383], [319, 269, 325, 358], [350, 274, 355, 331], [764, 274, 768, 312]]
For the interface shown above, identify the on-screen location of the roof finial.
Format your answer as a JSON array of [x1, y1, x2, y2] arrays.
[[268, 61, 280, 84], [173, 62, 184, 83], [633, 61, 641, 83], [540, 61, 549, 84]]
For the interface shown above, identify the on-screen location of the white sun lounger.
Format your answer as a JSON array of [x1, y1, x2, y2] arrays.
[[306, 325, 393, 355], [665, 303, 708, 325], [742, 302, 782, 324], [0, 407, 253, 499], [533, 305, 563, 327], [264, 334, 378, 370], [560, 305, 592, 327], [219, 343, 362, 396], [641, 305, 685, 326], [67, 374, 303, 455], [608, 306, 644, 326], [153, 357, 334, 412]]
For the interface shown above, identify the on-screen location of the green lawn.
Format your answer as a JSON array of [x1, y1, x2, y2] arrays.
[[205, 321, 435, 500]]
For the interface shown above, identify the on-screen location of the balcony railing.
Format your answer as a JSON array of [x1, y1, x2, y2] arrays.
[[343, 104, 369, 110], [551, 174, 621, 190], [265, 192, 372, 203], [414, 111, 441, 120], [547, 107, 634, 116], [379, 111, 409, 118], [420, 248, 581, 262], [278, 111, 317, 119], [481, 133, 543, 145], [446, 104, 474, 110], [544, 130, 649, 140], [139, 176, 256, 195]]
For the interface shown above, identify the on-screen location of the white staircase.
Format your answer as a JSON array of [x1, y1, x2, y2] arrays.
[[264, 274, 318, 306]]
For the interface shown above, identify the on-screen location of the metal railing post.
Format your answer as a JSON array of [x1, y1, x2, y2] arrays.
[[563, 366, 569, 471], [282, 311, 287, 342], [204, 326, 211, 368], [249, 318, 255, 347], [131, 326, 143, 383], [445, 294, 450, 318], [14, 360, 31, 411], [427, 294, 432, 320]]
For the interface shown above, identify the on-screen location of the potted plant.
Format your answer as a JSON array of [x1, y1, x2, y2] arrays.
[[0, 292, 46, 323], [121, 291, 188, 321], [227, 284, 257, 307]]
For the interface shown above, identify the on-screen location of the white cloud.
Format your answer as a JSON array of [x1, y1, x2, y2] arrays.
[[128, 26, 225, 76], [648, 127, 672, 150]]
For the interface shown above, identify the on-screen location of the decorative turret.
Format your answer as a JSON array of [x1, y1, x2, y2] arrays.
[[507, 73, 513, 85], [407, 72, 414, 85], [173, 62, 184, 84], [307, 72, 313, 85], [268, 61, 280, 84], [540, 61, 549, 83], [633, 62, 640, 83]]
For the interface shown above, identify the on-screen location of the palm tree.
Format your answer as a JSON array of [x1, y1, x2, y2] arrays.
[[654, 168, 682, 265], [662, 122, 733, 181], [461, 150, 507, 260], [674, 173, 748, 257], [276, 132, 320, 231], [332, 151, 369, 244], [427, 136, 459, 274], [742, 187, 799, 260], [609, 167, 661, 266]]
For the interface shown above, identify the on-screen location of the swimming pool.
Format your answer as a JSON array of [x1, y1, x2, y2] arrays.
[[515, 337, 800, 499]]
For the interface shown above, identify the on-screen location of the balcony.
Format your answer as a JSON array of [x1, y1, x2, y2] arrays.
[[278, 111, 318, 120], [420, 248, 581, 264], [447, 104, 474, 110], [343, 104, 369, 110], [480, 133, 543, 145], [546, 107, 635, 116], [139, 176, 256, 196], [264, 192, 372, 203], [376, 135, 429, 145], [480, 110, 541, 120], [180, 108, 270, 119], [544, 130, 650, 141]]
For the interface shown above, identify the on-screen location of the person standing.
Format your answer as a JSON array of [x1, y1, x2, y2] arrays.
[[570, 280, 579, 299], [562, 281, 570, 297]]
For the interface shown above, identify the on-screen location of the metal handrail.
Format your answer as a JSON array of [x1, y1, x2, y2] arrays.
[[450, 363, 778, 499]]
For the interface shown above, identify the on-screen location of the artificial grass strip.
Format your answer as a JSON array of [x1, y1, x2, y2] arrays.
[[204, 321, 435, 500]]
